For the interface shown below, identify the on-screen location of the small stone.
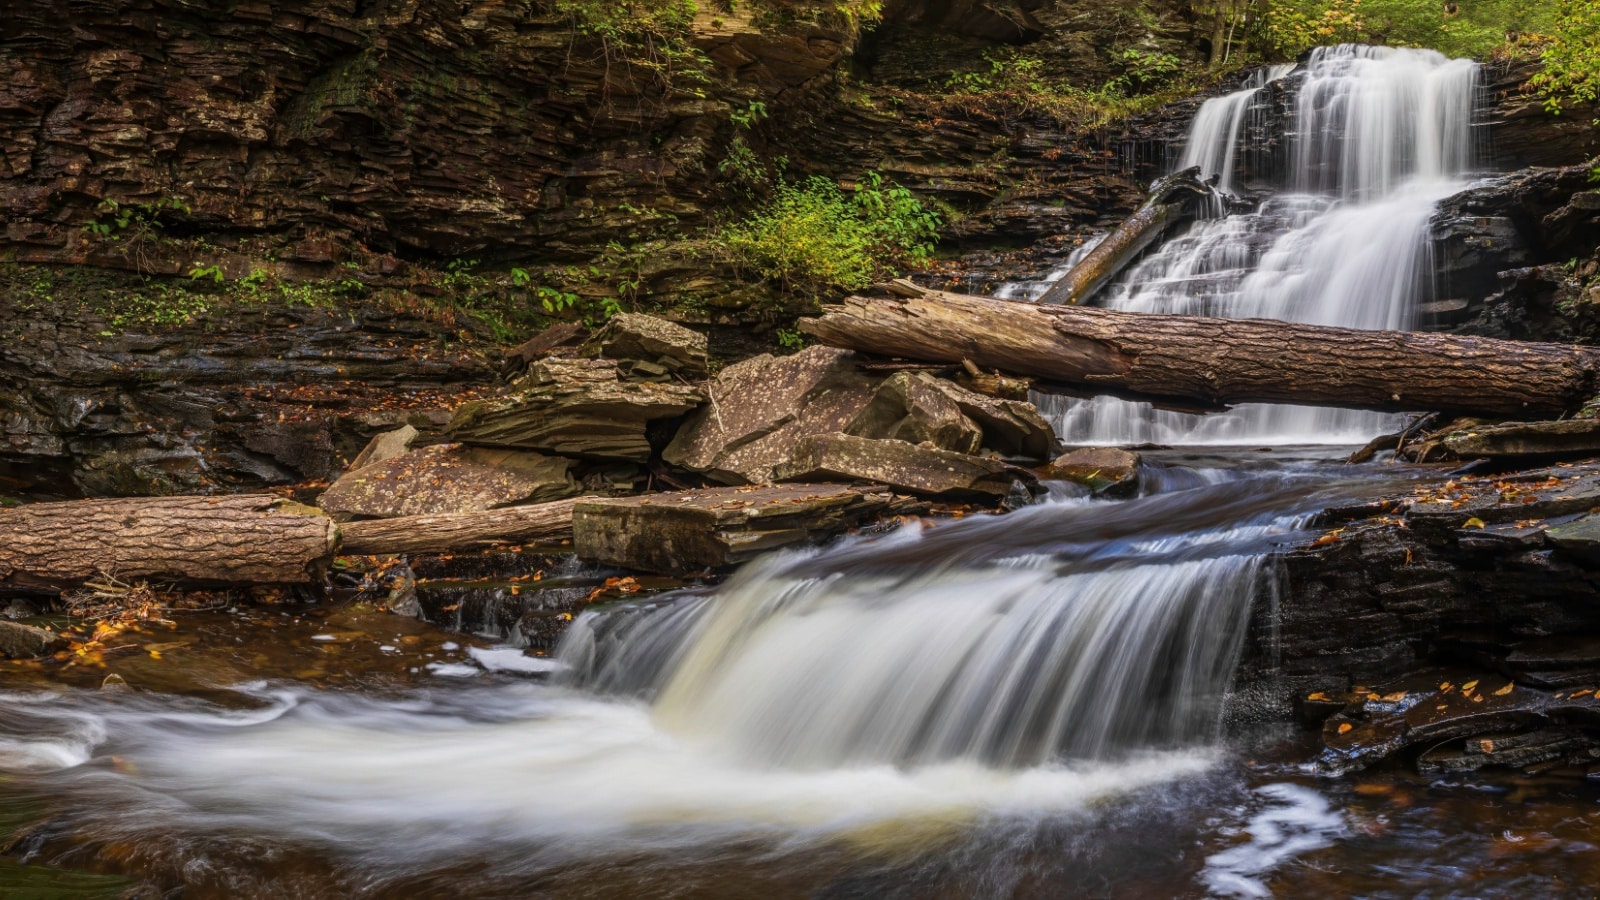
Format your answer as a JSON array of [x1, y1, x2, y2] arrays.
[[0, 620, 63, 659], [347, 424, 418, 472], [1042, 447, 1142, 497]]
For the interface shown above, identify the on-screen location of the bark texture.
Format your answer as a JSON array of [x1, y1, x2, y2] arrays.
[[339, 497, 589, 555], [800, 289, 1600, 419], [1036, 167, 1213, 306], [0, 495, 337, 590]]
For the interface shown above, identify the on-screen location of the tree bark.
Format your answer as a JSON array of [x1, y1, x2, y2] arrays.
[[0, 495, 337, 591], [799, 289, 1600, 419], [339, 497, 589, 555], [1037, 167, 1215, 307]]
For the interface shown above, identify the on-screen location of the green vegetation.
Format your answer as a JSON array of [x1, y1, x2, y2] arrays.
[[1530, 0, 1600, 116], [941, 46, 1193, 127], [1256, 0, 1557, 60], [546, 0, 710, 95], [717, 172, 940, 293]]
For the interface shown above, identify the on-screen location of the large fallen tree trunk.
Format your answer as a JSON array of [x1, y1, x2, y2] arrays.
[[800, 289, 1600, 419], [339, 497, 589, 555], [1037, 167, 1216, 306], [0, 495, 337, 592]]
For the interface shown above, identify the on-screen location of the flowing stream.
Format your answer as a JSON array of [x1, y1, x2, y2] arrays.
[[3, 45, 1584, 900]]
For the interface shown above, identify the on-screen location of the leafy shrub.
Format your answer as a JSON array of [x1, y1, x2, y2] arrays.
[[717, 172, 940, 293], [1530, 0, 1600, 116], [1258, 0, 1557, 60]]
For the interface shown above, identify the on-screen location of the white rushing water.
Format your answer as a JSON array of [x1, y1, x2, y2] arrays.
[[1041, 45, 1482, 446], [0, 465, 1376, 876]]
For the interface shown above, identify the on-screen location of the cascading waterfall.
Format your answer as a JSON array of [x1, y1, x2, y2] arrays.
[[1040, 45, 1482, 446]]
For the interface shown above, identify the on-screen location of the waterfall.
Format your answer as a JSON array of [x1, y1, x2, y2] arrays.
[[557, 469, 1362, 770], [1041, 45, 1482, 446]]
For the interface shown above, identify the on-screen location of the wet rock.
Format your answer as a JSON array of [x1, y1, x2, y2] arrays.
[[774, 433, 1033, 499], [581, 313, 708, 379], [0, 620, 62, 659], [449, 358, 703, 462], [502, 323, 588, 379], [573, 483, 900, 574], [1440, 419, 1600, 462], [347, 425, 418, 472], [1043, 447, 1141, 496], [317, 444, 577, 520], [1315, 670, 1600, 775]]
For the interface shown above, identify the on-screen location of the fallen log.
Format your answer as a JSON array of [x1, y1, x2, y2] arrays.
[[799, 289, 1600, 420], [1037, 167, 1216, 306], [339, 496, 589, 555], [0, 495, 337, 592]]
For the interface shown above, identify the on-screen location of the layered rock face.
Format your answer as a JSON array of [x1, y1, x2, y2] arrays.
[[0, 0, 863, 266]]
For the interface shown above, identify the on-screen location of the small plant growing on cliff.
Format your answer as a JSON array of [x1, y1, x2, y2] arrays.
[[1530, 0, 1600, 117], [717, 171, 940, 293]]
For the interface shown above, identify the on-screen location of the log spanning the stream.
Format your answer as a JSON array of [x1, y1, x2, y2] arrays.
[[0, 495, 338, 591], [800, 288, 1600, 419], [1036, 167, 1217, 306]]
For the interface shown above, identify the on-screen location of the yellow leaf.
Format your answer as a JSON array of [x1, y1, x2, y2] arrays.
[[1463, 517, 1486, 528], [1461, 680, 1479, 692], [1337, 722, 1353, 734], [1493, 682, 1514, 696]]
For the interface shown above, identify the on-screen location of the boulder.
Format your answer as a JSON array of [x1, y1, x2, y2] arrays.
[[573, 483, 900, 573], [449, 358, 703, 461], [929, 378, 1061, 460], [347, 424, 419, 472], [317, 444, 577, 520], [581, 313, 709, 378], [664, 346, 878, 483], [0, 620, 63, 659], [774, 433, 1032, 499], [666, 348, 1059, 484], [846, 371, 983, 454], [1043, 447, 1141, 496]]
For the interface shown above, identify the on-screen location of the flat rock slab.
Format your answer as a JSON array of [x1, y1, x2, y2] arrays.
[[1547, 513, 1600, 564], [318, 444, 577, 520], [451, 358, 702, 462], [775, 433, 1032, 498], [1406, 467, 1600, 529], [1314, 668, 1600, 776], [573, 484, 896, 574], [1443, 418, 1600, 459], [0, 620, 63, 659]]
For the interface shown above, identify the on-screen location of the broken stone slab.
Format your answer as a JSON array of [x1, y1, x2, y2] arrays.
[[1441, 418, 1600, 460], [664, 346, 879, 484], [928, 379, 1061, 460], [774, 433, 1034, 499], [317, 444, 577, 520], [581, 312, 708, 378], [666, 347, 1056, 485], [1042, 447, 1141, 497], [450, 358, 703, 462], [846, 371, 983, 454], [0, 620, 63, 659], [573, 483, 898, 574], [347, 424, 419, 472]]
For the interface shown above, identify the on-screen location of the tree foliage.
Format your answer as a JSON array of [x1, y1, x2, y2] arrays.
[[1530, 0, 1600, 115], [1257, 0, 1558, 60]]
